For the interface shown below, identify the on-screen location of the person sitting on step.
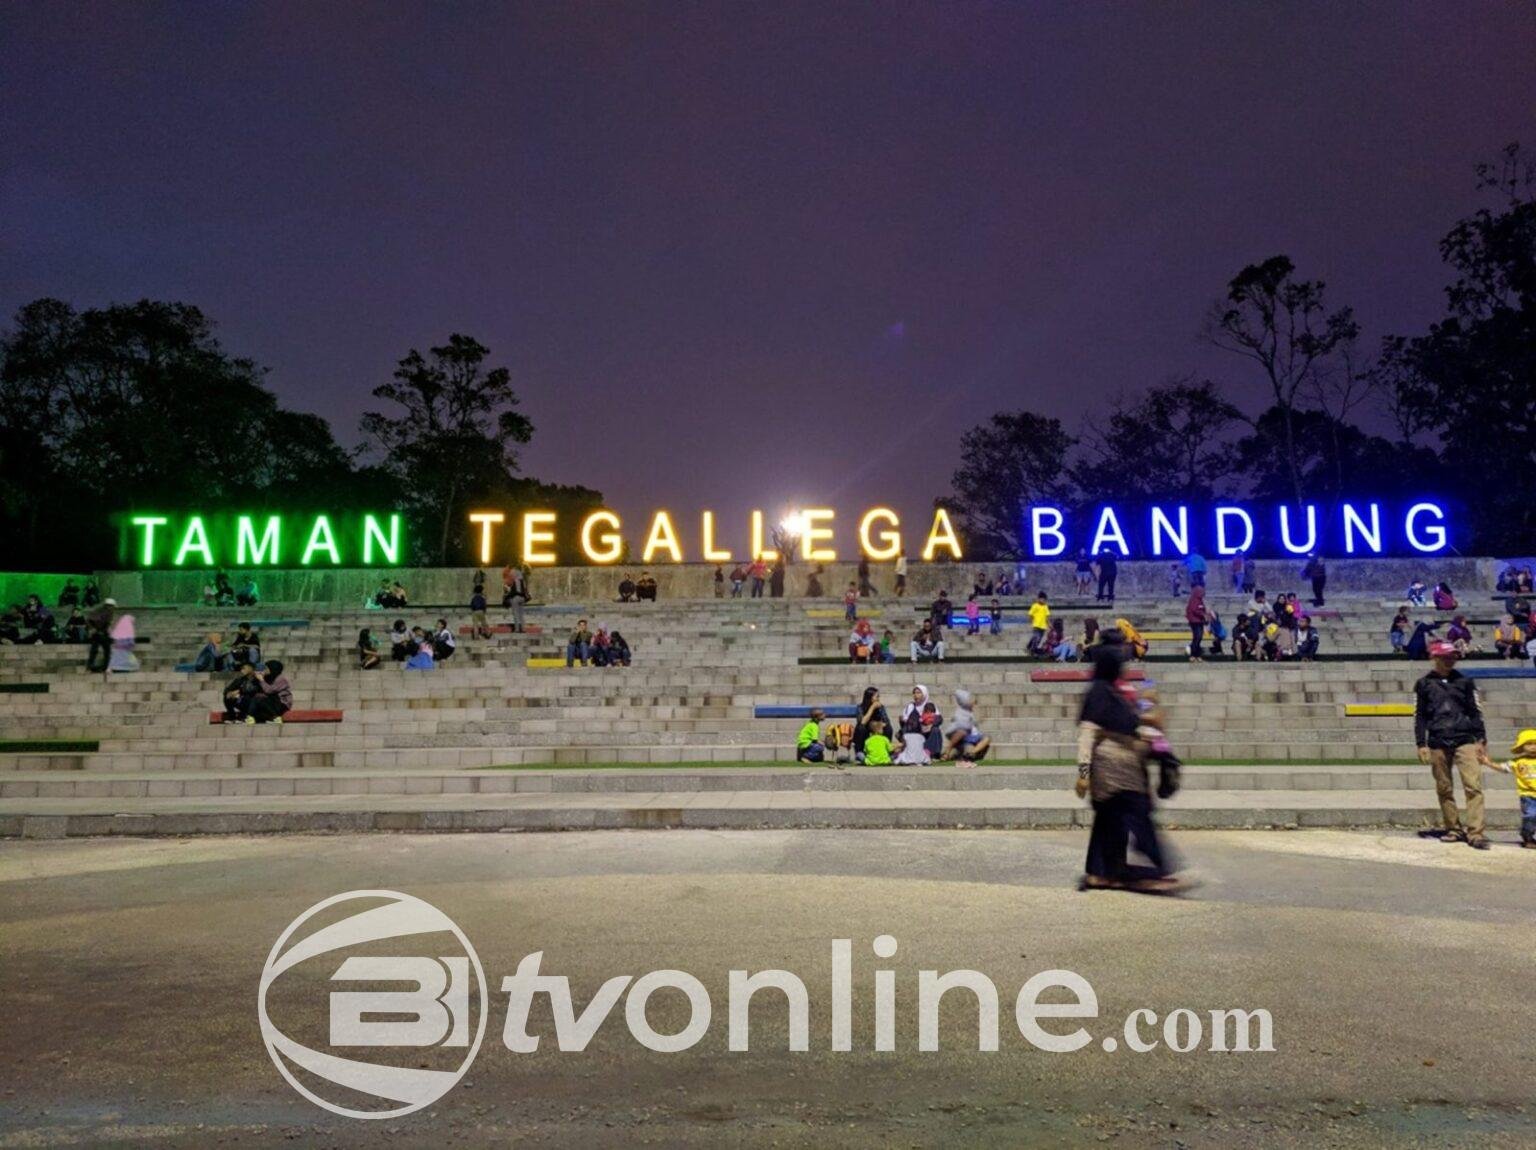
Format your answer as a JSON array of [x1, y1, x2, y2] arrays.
[[388, 619, 411, 661], [246, 660, 292, 723], [566, 619, 593, 667], [432, 618, 456, 661], [193, 631, 227, 672], [230, 623, 261, 669], [222, 663, 261, 722], [357, 627, 381, 670], [796, 708, 827, 763]]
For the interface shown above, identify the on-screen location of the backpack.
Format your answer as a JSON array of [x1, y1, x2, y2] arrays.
[[824, 722, 854, 750]]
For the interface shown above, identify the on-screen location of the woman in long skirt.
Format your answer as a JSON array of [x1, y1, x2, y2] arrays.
[[107, 614, 139, 674], [1074, 644, 1180, 893]]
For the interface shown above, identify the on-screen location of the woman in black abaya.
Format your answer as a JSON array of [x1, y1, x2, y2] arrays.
[[1074, 644, 1181, 893]]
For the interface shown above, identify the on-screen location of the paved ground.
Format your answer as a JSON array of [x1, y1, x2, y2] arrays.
[[1, 828, 1533, 1148]]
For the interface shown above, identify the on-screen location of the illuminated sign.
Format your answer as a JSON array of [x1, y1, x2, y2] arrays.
[[1026, 501, 1450, 559], [116, 500, 1452, 567]]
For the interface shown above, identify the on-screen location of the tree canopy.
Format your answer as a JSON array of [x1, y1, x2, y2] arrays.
[[943, 145, 1531, 559]]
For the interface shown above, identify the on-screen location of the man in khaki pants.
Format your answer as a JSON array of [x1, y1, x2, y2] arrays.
[[1414, 641, 1490, 849]]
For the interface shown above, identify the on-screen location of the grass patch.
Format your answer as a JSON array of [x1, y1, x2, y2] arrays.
[[476, 757, 1409, 771], [0, 739, 99, 753]]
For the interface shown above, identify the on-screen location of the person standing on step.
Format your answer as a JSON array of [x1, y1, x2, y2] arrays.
[[1414, 640, 1490, 850], [894, 549, 908, 597], [1302, 553, 1327, 607], [1185, 584, 1206, 661], [1095, 548, 1118, 602], [858, 555, 876, 597], [84, 597, 115, 673], [1185, 550, 1207, 589]]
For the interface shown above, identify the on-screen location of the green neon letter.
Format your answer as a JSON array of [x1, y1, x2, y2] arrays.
[[237, 515, 282, 565], [301, 515, 341, 565], [362, 513, 400, 565], [131, 516, 169, 567], [173, 516, 215, 566]]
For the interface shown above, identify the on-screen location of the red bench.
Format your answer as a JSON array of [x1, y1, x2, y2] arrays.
[[208, 709, 343, 724], [1030, 668, 1146, 683], [457, 624, 542, 636]]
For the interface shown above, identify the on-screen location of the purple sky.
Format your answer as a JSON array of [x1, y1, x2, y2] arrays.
[[4, 2, 1535, 556]]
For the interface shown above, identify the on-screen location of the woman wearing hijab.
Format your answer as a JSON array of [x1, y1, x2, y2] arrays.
[[1074, 644, 1181, 893], [107, 614, 139, 674], [900, 685, 944, 759], [247, 659, 292, 723], [852, 686, 891, 762], [607, 630, 632, 667]]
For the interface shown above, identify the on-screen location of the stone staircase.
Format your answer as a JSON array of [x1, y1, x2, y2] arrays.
[[2, 592, 1529, 837]]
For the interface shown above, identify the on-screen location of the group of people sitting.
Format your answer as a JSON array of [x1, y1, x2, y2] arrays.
[[373, 618, 457, 670], [1495, 565, 1535, 594], [617, 573, 659, 602], [219, 660, 292, 723], [370, 580, 410, 609], [565, 619, 632, 667], [1228, 590, 1321, 661], [190, 622, 265, 672], [796, 684, 992, 766], [199, 572, 260, 607], [1394, 609, 1532, 661]]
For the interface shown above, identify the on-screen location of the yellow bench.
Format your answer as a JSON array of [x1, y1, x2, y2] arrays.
[[1143, 631, 1195, 641], [526, 657, 568, 668], [1344, 703, 1414, 717], [805, 608, 882, 618]]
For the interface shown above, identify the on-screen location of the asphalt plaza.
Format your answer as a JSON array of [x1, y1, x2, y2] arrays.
[[1, 827, 1533, 1148]]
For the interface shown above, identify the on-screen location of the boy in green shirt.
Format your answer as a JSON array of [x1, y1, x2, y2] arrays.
[[863, 718, 893, 765], [796, 708, 826, 763]]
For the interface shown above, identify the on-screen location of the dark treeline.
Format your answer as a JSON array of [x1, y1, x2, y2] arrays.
[[0, 307, 601, 570], [943, 145, 1536, 559]]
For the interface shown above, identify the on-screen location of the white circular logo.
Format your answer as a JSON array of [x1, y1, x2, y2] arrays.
[[257, 890, 487, 1119]]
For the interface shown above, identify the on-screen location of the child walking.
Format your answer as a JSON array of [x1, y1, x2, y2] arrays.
[[1482, 728, 1536, 848]]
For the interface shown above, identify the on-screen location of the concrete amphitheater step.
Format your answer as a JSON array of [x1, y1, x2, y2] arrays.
[[1, 787, 1525, 839], [0, 763, 1522, 800]]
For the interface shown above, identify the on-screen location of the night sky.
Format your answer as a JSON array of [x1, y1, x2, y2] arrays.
[[4, 3, 1535, 555]]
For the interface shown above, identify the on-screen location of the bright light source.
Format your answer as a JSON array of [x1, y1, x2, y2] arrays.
[[780, 512, 807, 537]]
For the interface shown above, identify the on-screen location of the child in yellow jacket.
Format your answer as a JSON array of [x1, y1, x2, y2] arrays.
[[1481, 728, 1536, 848]]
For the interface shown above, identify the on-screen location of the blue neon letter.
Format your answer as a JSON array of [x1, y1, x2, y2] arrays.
[[1090, 507, 1131, 556], [1404, 502, 1448, 553], [1278, 505, 1317, 555], [1342, 502, 1382, 554], [1149, 506, 1189, 557], [1214, 507, 1254, 555], [1030, 507, 1067, 557]]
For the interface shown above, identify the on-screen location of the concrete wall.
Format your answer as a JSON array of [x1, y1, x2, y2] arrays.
[[98, 555, 1501, 606]]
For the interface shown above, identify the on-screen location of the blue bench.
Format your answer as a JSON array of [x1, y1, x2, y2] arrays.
[[1462, 666, 1536, 679], [754, 705, 860, 719]]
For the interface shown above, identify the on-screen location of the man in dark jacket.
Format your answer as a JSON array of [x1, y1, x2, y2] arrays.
[[1414, 641, 1489, 848], [1095, 550, 1118, 602], [85, 599, 115, 673]]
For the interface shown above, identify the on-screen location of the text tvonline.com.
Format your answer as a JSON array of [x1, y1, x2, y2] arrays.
[[498, 940, 1277, 1055]]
